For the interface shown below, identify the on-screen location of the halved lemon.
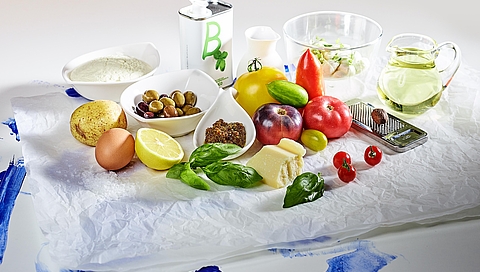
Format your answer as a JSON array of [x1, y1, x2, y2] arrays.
[[135, 128, 184, 170]]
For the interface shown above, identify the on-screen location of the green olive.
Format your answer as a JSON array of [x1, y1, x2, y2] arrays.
[[159, 97, 176, 107], [184, 90, 197, 106], [148, 100, 164, 113], [171, 91, 186, 107], [182, 104, 193, 112], [142, 89, 160, 103], [176, 107, 184, 116], [185, 107, 201, 116]]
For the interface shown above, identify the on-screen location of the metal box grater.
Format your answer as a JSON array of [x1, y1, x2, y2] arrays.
[[348, 101, 428, 152]]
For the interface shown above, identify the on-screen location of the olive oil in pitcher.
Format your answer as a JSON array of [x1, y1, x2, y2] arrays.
[[377, 50, 442, 115], [376, 33, 461, 115]]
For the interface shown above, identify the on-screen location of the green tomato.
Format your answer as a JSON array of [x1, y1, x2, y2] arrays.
[[301, 129, 328, 152]]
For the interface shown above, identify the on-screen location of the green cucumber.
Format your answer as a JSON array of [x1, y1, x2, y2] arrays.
[[267, 80, 309, 108]]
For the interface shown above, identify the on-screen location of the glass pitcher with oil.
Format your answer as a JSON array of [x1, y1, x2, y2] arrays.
[[377, 33, 461, 115]]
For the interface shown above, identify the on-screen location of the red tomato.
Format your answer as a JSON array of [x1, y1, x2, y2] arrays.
[[333, 151, 351, 169], [295, 48, 325, 100], [364, 145, 383, 166], [338, 162, 356, 183], [302, 96, 352, 139]]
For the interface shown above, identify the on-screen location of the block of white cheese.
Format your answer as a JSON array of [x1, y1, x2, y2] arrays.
[[246, 138, 305, 189]]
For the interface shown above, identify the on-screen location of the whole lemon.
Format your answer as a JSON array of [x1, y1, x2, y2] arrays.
[[234, 58, 287, 117]]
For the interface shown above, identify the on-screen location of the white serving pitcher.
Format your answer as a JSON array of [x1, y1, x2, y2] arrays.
[[236, 26, 284, 78]]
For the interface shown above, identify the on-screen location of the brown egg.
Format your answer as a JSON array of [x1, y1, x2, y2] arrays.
[[95, 128, 135, 171]]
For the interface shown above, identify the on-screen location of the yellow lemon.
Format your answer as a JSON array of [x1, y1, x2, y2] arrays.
[[135, 128, 184, 170]]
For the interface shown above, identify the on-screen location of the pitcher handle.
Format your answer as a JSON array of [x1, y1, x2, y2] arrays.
[[436, 42, 461, 88]]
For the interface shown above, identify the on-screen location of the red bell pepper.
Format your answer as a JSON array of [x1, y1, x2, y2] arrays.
[[295, 48, 325, 100]]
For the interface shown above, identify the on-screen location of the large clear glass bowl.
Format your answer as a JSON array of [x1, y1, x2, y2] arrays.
[[283, 11, 383, 101]]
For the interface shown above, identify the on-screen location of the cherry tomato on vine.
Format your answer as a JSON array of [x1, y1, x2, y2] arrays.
[[364, 145, 383, 166], [338, 161, 356, 183], [333, 151, 351, 169]]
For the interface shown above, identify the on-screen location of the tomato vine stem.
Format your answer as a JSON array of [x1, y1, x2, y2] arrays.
[[247, 58, 263, 72]]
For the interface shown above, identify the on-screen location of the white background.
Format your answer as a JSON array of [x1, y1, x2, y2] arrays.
[[1, 0, 479, 271]]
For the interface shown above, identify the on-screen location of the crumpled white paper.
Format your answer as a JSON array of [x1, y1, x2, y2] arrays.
[[11, 61, 480, 271]]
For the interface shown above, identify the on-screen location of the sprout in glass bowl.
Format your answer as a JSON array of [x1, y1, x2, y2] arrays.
[[310, 37, 370, 79]]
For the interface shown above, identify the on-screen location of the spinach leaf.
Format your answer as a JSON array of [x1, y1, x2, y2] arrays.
[[167, 162, 210, 190], [283, 172, 324, 208], [190, 143, 242, 168], [202, 161, 263, 188]]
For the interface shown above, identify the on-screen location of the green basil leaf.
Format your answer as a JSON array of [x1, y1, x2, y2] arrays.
[[203, 161, 263, 188], [190, 143, 242, 168], [179, 162, 210, 190], [283, 172, 325, 208], [166, 162, 186, 179], [167, 162, 210, 190]]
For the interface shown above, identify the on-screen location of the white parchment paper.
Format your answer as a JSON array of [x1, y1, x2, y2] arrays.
[[11, 62, 480, 271]]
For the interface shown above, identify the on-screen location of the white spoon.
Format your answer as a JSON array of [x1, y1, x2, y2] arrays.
[[193, 87, 256, 160]]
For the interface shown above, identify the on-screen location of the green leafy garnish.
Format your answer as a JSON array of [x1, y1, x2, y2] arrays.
[[166, 162, 210, 190], [166, 143, 262, 191], [165, 163, 185, 180], [283, 172, 325, 208], [203, 161, 263, 188], [311, 37, 353, 65], [190, 143, 242, 168]]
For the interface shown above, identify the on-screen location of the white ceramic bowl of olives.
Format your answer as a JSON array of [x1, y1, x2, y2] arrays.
[[120, 69, 221, 137]]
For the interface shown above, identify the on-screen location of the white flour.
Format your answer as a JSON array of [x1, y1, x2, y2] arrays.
[[69, 55, 152, 82]]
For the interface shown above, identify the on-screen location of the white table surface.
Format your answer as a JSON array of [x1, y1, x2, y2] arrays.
[[1, 0, 479, 271]]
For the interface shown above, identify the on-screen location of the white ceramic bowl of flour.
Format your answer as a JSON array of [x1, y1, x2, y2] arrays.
[[62, 42, 160, 102]]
